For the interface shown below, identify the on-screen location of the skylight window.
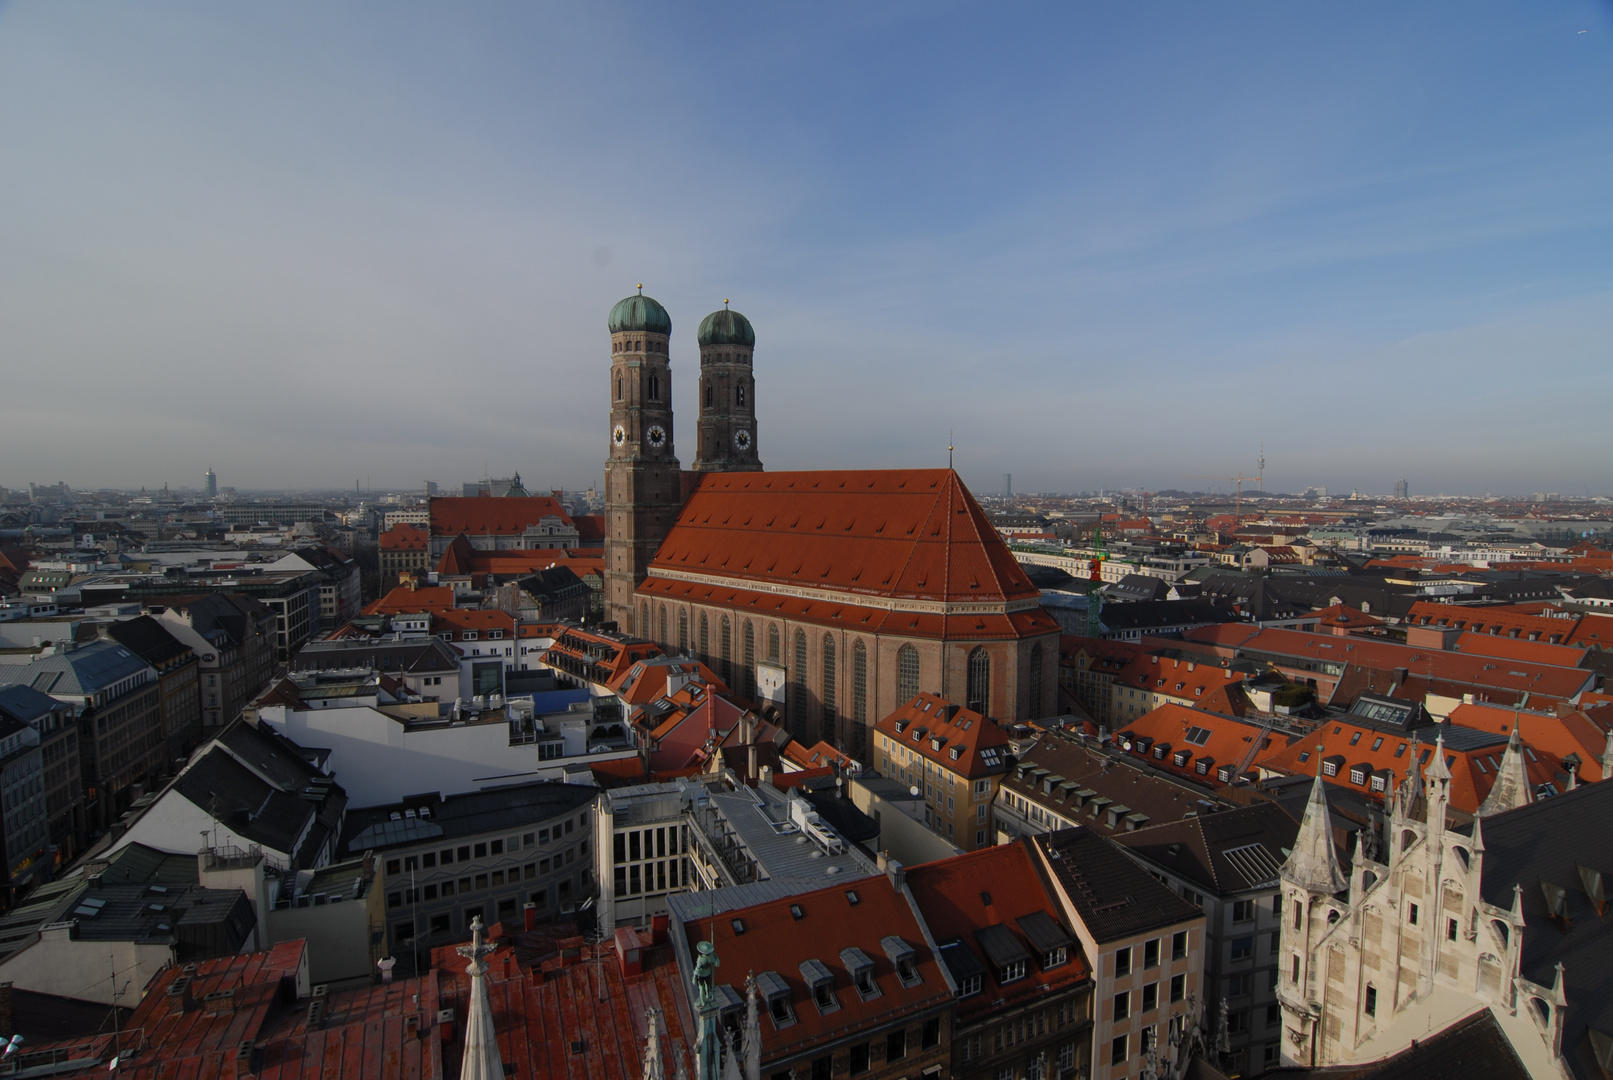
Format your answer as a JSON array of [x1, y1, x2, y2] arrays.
[[1183, 726, 1212, 746]]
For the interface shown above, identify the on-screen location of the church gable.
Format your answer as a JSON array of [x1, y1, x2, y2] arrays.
[[647, 468, 1040, 606]]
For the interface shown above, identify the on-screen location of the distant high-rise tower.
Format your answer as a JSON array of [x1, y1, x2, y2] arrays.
[[1002, 473, 1012, 498], [1394, 479, 1409, 499], [692, 302, 762, 473], [204, 467, 217, 499]]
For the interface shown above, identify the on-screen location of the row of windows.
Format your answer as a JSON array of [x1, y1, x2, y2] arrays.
[[613, 857, 687, 897], [384, 819, 580, 876], [1112, 974, 1187, 1021], [394, 881, 576, 942], [613, 824, 688, 864], [1112, 931, 1187, 977], [802, 1018, 940, 1078], [386, 852, 577, 907], [612, 338, 666, 355]]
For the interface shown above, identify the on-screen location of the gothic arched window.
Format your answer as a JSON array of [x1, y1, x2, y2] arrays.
[[705, 382, 713, 407], [1028, 642, 1044, 718], [678, 608, 689, 654], [768, 624, 780, 662], [967, 647, 991, 712], [852, 640, 868, 727], [897, 644, 919, 706], [617, 377, 623, 401], [822, 634, 837, 738], [649, 374, 660, 401], [699, 613, 709, 663], [720, 616, 732, 685], [658, 604, 667, 646], [792, 630, 809, 731], [742, 621, 755, 698], [641, 602, 649, 637]]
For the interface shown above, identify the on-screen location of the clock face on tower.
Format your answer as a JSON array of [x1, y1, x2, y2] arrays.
[[647, 425, 667, 448], [733, 429, 752, 451], [612, 424, 626, 446]]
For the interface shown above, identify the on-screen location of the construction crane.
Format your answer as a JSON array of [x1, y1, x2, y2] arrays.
[[1187, 473, 1252, 522]]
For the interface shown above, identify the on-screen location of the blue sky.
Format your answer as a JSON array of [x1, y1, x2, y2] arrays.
[[1, 2, 1609, 496]]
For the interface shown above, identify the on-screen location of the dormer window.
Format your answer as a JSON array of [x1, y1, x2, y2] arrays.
[[756, 971, 794, 1028], [841, 947, 879, 1000], [487, 630, 503, 640], [799, 960, 838, 1014], [882, 936, 922, 988], [975, 925, 1031, 986], [462, 631, 478, 641]]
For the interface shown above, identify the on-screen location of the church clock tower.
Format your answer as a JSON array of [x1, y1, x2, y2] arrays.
[[604, 288, 682, 634], [692, 303, 762, 473]]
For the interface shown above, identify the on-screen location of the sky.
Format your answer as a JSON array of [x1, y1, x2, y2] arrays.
[[1, 2, 1610, 498]]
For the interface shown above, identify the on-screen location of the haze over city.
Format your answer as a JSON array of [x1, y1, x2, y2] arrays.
[[2, 2, 1610, 494]]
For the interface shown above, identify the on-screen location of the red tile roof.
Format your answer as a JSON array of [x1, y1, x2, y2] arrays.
[[432, 608, 517, 639], [1447, 701, 1611, 782], [1306, 602, 1384, 631], [1406, 600, 1613, 651], [1115, 703, 1273, 786], [572, 514, 606, 544], [431, 931, 696, 1080], [1448, 630, 1590, 669], [639, 575, 1058, 641], [874, 693, 1011, 780], [680, 873, 951, 1065], [1235, 627, 1594, 703], [364, 584, 459, 615], [1110, 653, 1248, 705], [904, 840, 1089, 1023], [378, 522, 429, 551], [15, 940, 445, 1079], [1257, 719, 1568, 814], [429, 495, 574, 537], [648, 469, 1042, 606]]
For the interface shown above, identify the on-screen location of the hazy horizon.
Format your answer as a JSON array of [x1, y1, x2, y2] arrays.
[[3, 3, 1610, 497]]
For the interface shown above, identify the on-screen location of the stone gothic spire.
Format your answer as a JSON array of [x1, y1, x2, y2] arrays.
[[457, 916, 504, 1080], [1477, 724, 1533, 818], [642, 1009, 667, 1080], [742, 975, 761, 1080], [1281, 766, 1349, 896]]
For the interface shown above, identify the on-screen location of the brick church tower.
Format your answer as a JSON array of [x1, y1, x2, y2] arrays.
[[692, 303, 763, 473], [604, 289, 683, 634]]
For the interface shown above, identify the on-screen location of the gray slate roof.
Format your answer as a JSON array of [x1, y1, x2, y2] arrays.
[[1471, 778, 1613, 1080], [0, 639, 152, 698], [1033, 827, 1203, 943]]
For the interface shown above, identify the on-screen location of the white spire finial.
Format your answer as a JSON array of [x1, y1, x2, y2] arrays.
[[457, 916, 505, 1080], [642, 1008, 667, 1080]]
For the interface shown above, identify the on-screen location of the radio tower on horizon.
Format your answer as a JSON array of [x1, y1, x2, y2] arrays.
[[1258, 441, 1266, 492]]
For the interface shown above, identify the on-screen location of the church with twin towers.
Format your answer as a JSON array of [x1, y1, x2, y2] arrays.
[[602, 288, 1059, 758]]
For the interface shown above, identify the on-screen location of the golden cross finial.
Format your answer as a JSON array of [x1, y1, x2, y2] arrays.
[[637, 283, 643, 294], [724, 298, 729, 308]]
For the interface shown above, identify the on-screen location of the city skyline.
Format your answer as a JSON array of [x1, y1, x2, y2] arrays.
[[2, 2, 1609, 494]]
